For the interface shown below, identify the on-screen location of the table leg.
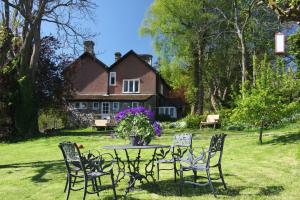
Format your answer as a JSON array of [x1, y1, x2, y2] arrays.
[[145, 148, 158, 183], [113, 149, 125, 184]]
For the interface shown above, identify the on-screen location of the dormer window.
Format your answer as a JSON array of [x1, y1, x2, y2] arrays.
[[123, 79, 140, 93], [109, 72, 116, 86]]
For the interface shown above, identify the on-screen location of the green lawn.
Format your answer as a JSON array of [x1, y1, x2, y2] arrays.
[[0, 126, 299, 200]]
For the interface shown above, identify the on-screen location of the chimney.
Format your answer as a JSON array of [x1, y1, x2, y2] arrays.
[[84, 40, 95, 55], [139, 54, 153, 66], [115, 52, 122, 61]]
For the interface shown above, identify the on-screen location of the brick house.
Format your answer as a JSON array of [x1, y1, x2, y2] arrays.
[[64, 41, 185, 120]]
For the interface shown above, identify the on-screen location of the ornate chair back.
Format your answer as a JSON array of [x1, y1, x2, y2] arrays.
[[59, 142, 86, 176], [206, 133, 227, 168], [173, 133, 192, 147]]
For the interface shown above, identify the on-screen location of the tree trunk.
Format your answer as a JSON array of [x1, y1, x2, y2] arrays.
[[259, 121, 264, 144], [238, 33, 248, 93], [193, 32, 206, 115]]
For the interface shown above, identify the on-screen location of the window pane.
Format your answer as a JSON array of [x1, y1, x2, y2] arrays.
[[124, 81, 128, 92], [102, 103, 109, 114], [75, 102, 80, 108], [134, 80, 139, 92], [111, 77, 115, 85], [170, 108, 174, 117], [129, 81, 134, 92], [113, 102, 119, 111]]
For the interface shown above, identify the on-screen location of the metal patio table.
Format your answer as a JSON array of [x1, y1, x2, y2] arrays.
[[103, 144, 170, 194]]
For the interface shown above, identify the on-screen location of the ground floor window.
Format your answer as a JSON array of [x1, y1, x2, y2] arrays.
[[74, 102, 80, 109], [93, 102, 99, 110], [80, 102, 87, 109], [112, 102, 120, 112], [102, 102, 110, 114], [158, 107, 177, 118], [132, 102, 140, 108]]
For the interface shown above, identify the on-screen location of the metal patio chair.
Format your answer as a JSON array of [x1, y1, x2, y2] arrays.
[[59, 142, 117, 200], [179, 133, 227, 197], [155, 133, 192, 182]]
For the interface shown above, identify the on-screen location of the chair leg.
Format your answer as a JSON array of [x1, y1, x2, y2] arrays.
[[179, 166, 183, 196], [82, 177, 88, 200], [65, 176, 71, 200], [72, 171, 78, 187], [156, 162, 160, 181], [206, 169, 216, 197], [64, 175, 68, 192], [98, 176, 102, 186], [92, 178, 99, 197], [110, 170, 117, 200], [193, 170, 197, 187], [173, 161, 177, 182], [218, 164, 227, 190]]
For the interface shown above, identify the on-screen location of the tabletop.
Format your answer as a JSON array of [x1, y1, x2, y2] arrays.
[[103, 144, 170, 150]]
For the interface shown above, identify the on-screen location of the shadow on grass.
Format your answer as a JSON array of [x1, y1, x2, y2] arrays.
[[0, 160, 65, 183], [264, 132, 300, 145], [140, 177, 284, 198]]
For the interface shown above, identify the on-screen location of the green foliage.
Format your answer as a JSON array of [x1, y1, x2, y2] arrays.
[[288, 29, 300, 66], [181, 114, 204, 128], [230, 55, 300, 141], [38, 109, 65, 132], [115, 113, 156, 142]]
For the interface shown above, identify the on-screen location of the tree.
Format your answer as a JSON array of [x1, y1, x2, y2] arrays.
[[267, 0, 300, 22], [217, 0, 278, 93], [141, 0, 222, 114], [0, 0, 95, 138], [230, 55, 300, 144]]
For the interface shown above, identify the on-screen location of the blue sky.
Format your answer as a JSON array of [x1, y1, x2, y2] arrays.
[[42, 0, 155, 65]]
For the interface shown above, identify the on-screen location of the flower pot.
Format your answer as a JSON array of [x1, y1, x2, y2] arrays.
[[130, 136, 144, 146]]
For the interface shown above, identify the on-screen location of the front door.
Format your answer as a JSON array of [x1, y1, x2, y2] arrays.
[[101, 102, 110, 119]]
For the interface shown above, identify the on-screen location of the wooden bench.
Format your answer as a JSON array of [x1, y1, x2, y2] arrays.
[[93, 119, 116, 130], [200, 115, 219, 129]]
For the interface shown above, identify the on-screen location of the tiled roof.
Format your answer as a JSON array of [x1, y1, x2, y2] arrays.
[[69, 94, 154, 101]]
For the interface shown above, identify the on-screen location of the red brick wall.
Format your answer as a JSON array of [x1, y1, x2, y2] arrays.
[[109, 54, 156, 94], [65, 55, 108, 94]]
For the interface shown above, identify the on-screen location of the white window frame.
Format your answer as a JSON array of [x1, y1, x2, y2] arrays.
[[132, 102, 140, 108], [122, 79, 140, 93], [101, 102, 110, 114], [109, 72, 116, 86], [80, 102, 87, 110], [158, 107, 177, 118], [74, 102, 80, 109], [112, 102, 120, 111], [92, 102, 99, 110]]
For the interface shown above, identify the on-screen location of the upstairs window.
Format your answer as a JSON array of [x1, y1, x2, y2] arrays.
[[123, 79, 140, 93], [110, 72, 116, 86]]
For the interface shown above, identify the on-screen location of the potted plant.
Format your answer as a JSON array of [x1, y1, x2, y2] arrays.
[[115, 106, 162, 146]]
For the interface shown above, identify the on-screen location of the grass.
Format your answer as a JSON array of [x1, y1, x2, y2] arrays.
[[0, 126, 299, 200]]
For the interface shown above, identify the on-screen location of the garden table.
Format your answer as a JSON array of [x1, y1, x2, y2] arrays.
[[103, 144, 170, 195]]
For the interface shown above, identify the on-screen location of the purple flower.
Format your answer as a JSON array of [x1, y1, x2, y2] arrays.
[[115, 106, 161, 137], [153, 121, 162, 137]]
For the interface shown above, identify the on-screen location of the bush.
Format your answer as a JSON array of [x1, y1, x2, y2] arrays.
[[181, 114, 204, 129], [38, 110, 65, 132]]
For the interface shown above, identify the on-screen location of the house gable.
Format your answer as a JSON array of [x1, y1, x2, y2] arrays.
[[108, 50, 157, 95], [64, 52, 108, 95]]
